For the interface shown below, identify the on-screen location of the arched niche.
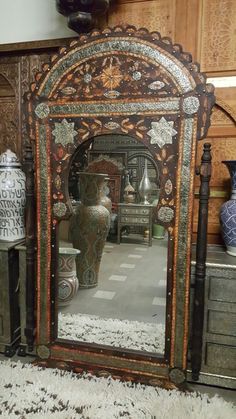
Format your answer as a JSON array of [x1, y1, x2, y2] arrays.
[[25, 26, 214, 386]]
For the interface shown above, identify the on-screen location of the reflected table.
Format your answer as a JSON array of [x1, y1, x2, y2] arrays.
[[117, 203, 153, 246]]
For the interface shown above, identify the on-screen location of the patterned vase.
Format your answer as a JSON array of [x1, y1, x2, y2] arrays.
[[70, 172, 110, 288], [0, 149, 26, 241], [123, 173, 136, 204], [58, 247, 80, 306], [220, 160, 236, 256]]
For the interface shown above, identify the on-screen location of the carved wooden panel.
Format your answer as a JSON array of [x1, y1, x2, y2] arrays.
[[0, 100, 18, 155], [108, 0, 176, 37], [20, 53, 51, 150], [0, 60, 20, 157], [194, 136, 236, 189], [192, 98, 236, 244], [198, 0, 236, 73], [211, 105, 235, 127], [200, 137, 236, 188], [0, 53, 52, 160], [193, 132, 236, 244], [193, 196, 226, 244]]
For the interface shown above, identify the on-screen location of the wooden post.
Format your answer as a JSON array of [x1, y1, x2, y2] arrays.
[[191, 143, 212, 380], [23, 143, 36, 352]]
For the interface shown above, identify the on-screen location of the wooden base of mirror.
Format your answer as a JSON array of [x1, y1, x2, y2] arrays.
[[33, 357, 178, 389]]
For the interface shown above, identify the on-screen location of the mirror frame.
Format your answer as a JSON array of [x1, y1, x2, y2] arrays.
[[25, 26, 214, 386]]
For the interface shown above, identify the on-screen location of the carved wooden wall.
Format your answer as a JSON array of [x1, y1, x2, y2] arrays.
[[0, 0, 235, 242], [108, 0, 236, 76], [108, 0, 236, 244], [0, 52, 55, 161]]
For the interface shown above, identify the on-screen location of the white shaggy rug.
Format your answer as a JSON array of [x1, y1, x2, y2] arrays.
[[0, 361, 235, 419], [58, 312, 165, 353]]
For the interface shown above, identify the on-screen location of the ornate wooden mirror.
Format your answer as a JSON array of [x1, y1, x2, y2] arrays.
[[25, 26, 214, 386]]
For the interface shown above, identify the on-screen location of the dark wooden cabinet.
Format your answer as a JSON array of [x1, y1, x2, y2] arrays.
[[0, 240, 24, 356], [189, 246, 236, 389]]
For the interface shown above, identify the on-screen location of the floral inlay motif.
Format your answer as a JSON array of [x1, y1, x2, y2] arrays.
[[132, 71, 142, 81], [103, 90, 120, 99], [54, 175, 62, 190], [104, 121, 121, 130], [52, 119, 77, 146], [165, 179, 173, 195], [53, 202, 67, 217], [84, 73, 92, 84], [100, 64, 123, 90], [158, 206, 174, 223], [148, 81, 165, 90], [54, 54, 179, 101], [147, 117, 177, 148], [35, 103, 50, 119], [60, 87, 76, 96]]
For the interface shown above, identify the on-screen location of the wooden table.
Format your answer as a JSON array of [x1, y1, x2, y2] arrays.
[[117, 203, 153, 246]]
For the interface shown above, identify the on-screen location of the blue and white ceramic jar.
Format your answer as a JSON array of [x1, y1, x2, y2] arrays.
[[220, 160, 236, 256], [0, 149, 26, 241]]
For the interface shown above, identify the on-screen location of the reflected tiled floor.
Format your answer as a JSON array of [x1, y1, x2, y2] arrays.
[[59, 238, 168, 325], [93, 290, 116, 300]]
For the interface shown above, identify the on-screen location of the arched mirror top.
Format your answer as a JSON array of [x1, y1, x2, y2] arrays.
[[25, 26, 215, 384], [27, 26, 214, 134]]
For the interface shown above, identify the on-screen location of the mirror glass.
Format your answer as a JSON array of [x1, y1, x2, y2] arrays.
[[57, 134, 167, 355]]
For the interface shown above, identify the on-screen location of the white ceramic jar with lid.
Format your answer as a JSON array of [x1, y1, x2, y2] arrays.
[[0, 149, 26, 241]]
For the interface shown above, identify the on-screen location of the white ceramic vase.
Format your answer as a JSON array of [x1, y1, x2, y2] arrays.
[[58, 247, 80, 306], [0, 149, 26, 241]]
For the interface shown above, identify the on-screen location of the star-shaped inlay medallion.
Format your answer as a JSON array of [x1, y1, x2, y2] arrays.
[[52, 119, 77, 147], [147, 117, 177, 148]]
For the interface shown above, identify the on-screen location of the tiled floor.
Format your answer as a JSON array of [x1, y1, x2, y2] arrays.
[[59, 237, 168, 326]]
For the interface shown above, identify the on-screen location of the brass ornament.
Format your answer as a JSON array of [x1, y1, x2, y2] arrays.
[[37, 345, 51, 359], [169, 368, 186, 384]]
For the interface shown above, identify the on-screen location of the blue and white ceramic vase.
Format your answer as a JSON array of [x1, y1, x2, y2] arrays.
[[0, 149, 26, 241], [220, 160, 236, 256]]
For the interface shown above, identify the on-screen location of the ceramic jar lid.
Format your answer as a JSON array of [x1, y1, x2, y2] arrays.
[[0, 149, 21, 168]]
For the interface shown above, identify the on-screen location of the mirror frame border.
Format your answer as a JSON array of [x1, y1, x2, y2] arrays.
[[25, 26, 215, 386]]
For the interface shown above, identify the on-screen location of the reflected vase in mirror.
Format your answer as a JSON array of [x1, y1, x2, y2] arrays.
[[139, 159, 152, 205], [69, 172, 111, 288], [220, 160, 236, 256], [123, 173, 136, 204], [58, 247, 80, 306], [100, 177, 112, 213]]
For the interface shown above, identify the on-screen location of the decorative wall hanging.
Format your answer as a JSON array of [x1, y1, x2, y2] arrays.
[[25, 26, 214, 387]]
